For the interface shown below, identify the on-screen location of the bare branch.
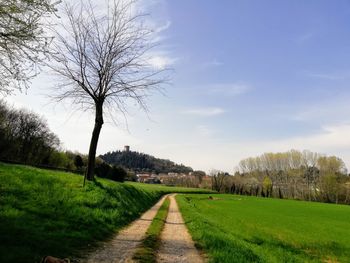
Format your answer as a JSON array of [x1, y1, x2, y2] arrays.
[[48, 0, 169, 180], [0, 0, 59, 95]]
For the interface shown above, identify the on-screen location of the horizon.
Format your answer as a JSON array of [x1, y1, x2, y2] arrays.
[[6, 0, 350, 173]]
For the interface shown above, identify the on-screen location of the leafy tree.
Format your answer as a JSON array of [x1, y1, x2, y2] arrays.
[[262, 176, 273, 197], [0, 0, 58, 95], [236, 150, 349, 204], [192, 170, 206, 183], [0, 100, 61, 165]]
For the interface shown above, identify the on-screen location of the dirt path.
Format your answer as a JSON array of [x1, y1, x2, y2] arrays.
[[157, 194, 204, 263], [82, 194, 168, 263]]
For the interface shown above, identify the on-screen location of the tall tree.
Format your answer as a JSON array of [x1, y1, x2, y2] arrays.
[[0, 0, 58, 95], [50, 0, 166, 181]]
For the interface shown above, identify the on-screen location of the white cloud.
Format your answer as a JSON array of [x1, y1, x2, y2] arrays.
[[181, 107, 226, 117], [273, 124, 350, 151], [207, 82, 251, 96], [294, 32, 314, 44], [148, 53, 178, 69], [155, 20, 171, 33], [305, 70, 350, 80], [291, 94, 350, 124], [196, 125, 215, 137], [203, 59, 223, 67], [308, 73, 345, 80]]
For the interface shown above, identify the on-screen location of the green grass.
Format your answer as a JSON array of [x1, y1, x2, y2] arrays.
[[176, 194, 350, 263], [125, 181, 212, 194], [133, 197, 170, 263], [0, 163, 208, 263]]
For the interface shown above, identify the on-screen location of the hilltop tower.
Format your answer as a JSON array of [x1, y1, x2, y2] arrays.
[[124, 145, 130, 152]]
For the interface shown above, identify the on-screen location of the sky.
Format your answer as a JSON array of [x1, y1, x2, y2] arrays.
[[5, 0, 350, 172]]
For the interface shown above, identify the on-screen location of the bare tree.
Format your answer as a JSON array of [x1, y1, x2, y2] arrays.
[[210, 170, 227, 192], [0, 0, 58, 95], [49, 0, 167, 181]]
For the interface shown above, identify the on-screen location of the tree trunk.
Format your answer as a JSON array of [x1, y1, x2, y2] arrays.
[[86, 102, 104, 181]]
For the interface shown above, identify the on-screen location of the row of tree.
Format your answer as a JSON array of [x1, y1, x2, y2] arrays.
[[0, 100, 130, 180], [0, 100, 61, 165], [211, 150, 350, 204]]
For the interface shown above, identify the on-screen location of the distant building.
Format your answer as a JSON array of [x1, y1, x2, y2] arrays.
[[144, 177, 161, 184], [124, 145, 130, 152], [136, 173, 160, 184], [137, 173, 151, 182]]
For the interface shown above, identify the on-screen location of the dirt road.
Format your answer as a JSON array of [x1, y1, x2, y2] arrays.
[[83, 195, 168, 263], [157, 194, 204, 263]]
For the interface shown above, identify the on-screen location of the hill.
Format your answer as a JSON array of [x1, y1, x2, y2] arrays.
[[0, 162, 207, 262], [99, 150, 193, 174]]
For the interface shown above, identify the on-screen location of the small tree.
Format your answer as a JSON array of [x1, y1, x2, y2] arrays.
[[262, 176, 273, 197], [0, 0, 58, 95], [210, 170, 227, 192], [192, 170, 206, 184], [50, 0, 167, 181]]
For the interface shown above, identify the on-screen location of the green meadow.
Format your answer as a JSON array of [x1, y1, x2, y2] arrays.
[[0, 163, 207, 263], [177, 194, 350, 263]]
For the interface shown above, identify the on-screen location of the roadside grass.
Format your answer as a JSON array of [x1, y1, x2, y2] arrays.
[[0, 163, 208, 263], [176, 194, 350, 263], [125, 181, 212, 194], [133, 197, 170, 263]]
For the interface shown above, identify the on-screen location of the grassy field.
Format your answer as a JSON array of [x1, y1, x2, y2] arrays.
[[177, 194, 350, 263], [0, 163, 208, 263]]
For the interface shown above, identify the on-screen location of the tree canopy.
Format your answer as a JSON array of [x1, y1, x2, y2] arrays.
[[0, 0, 58, 95]]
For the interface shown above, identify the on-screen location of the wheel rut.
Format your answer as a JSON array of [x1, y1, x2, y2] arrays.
[[157, 194, 204, 263], [81, 193, 204, 263], [82, 195, 168, 263]]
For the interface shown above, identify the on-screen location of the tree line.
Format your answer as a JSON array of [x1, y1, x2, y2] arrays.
[[0, 100, 61, 165], [0, 100, 128, 181], [211, 150, 350, 204], [0, 100, 87, 169]]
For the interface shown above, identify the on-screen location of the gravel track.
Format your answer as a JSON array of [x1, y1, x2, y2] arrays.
[[82, 194, 168, 263], [157, 194, 204, 263]]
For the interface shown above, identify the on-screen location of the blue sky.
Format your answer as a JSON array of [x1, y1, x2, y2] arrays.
[[7, 0, 350, 172]]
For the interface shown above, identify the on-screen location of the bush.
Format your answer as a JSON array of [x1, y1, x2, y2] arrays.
[[107, 166, 127, 182], [95, 162, 111, 178], [95, 162, 126, 182]]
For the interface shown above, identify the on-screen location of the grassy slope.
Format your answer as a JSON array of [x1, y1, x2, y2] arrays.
[[133, 197, 170, 263], [0, 163, 207, 263], [177, 194, 350, 263]]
